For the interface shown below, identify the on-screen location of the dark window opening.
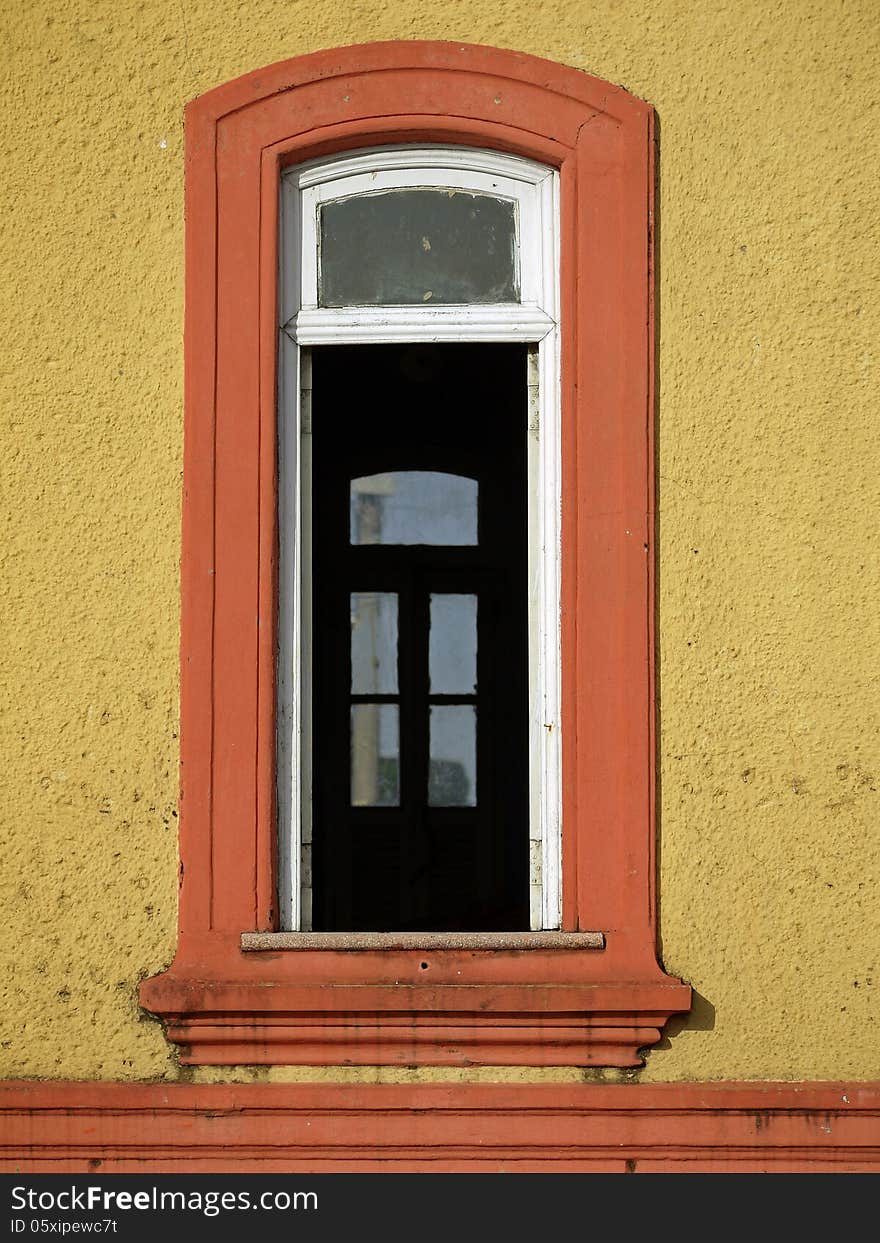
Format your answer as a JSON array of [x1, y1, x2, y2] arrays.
[[311, 343, 529, 931]]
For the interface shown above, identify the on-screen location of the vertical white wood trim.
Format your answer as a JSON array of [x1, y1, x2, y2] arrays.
[[300, 196, 318, 312], [278, 340, 313, 931], [280, 170, 302, 324], [538, 327, 562, 930], [526, 348, 543, 930], [278, 173, 303, 930], [298, 351, 313, 931], [539, 169, 562, 930], [276, 331, 298, 930]]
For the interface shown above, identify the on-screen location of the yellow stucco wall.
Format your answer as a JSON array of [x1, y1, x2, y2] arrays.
[[1, 0, 877, 1084]]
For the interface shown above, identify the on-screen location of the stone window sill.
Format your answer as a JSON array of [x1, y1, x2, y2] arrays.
[[240, 931, 605, 951]]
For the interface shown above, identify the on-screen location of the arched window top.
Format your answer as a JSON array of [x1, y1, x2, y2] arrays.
[[283, 145, 558, 343]]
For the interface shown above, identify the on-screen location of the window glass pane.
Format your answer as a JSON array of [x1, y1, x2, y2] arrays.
[[430, 594, 477, 694], [320, 189, 519, 306], [350, 592, 398, 694], [351, 705, 400, 806], [351, 471, 477, 546], [429, 706, 477, 807]]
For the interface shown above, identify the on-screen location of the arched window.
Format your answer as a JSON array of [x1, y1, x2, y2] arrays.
[[141, 42, 691, 1067], [276, 146, 561, 933]]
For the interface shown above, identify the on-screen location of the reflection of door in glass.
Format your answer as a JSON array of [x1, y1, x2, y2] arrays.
[[311, 344, 529, 931]]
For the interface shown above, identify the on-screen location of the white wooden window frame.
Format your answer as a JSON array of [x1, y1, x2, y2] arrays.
[[277, 145, 561, 931]]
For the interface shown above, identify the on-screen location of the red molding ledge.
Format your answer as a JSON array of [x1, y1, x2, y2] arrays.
[[141, 968, 689, 1066], [2, 1082, 878, 1172]]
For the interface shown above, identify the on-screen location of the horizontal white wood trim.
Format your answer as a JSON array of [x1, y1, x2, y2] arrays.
[[289, 304, 555, 344]]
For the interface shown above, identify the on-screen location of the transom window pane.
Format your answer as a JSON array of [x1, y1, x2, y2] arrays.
[[350, 471, 478, 546], [320, 189, 519, 306]]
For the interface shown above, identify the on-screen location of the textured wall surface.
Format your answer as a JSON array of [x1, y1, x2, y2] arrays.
[[1, 0, 878, 1083]]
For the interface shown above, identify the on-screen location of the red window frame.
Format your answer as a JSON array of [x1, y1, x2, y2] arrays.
[[140, 41, 691, 1066]]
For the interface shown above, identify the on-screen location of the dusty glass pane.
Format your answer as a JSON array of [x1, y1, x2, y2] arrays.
[[429, 705, 477, 807], [320, 190, 518, 306], [430, 594, 477, 694], [351, 705, 399, 807], [351, 592, 398, 694], [351, 471, 477, 546]]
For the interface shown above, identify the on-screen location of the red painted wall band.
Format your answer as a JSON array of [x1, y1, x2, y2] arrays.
[[2, 1082, 878, 1173]]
